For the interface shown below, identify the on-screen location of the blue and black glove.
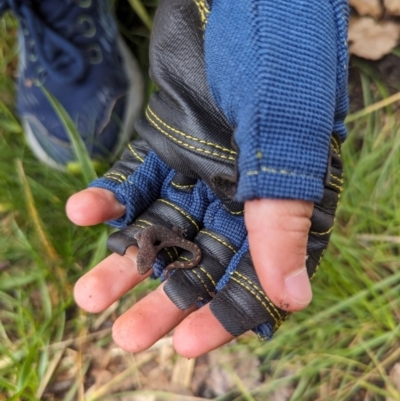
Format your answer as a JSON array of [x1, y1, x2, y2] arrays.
[[90, 0, 349, 339]]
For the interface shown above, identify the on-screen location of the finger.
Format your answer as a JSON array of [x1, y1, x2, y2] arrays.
[[66, 187, 126, 226], [173, 304, 235, 358], [112, 283, 197, 353], [74, 246, 150, 313], [245, 198, 313, 312]]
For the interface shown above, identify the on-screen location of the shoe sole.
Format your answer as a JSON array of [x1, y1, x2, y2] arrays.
[[24, 36, 144, 171]]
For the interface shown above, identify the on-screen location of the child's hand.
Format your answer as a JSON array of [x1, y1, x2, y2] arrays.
[[67, 136, 341, 357], [67, 191, 312, 357], [67, 0, 348, 357]]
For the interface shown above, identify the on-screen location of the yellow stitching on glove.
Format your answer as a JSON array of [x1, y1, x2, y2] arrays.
[[135, 219, 153, 227], [133, 222, 147, 230], [193, 269, 213, 293], [247, 166, 320, 181], [185, 257, 218, 287], [146, 107, 237, 158], [157, 199, 200, 231], [199, 266, 217, 287], [309, 250, 325, 280], [201, 230, 237, 253], [329, 182, 343, 192], [331, 173, 344, 183], [235, 271, 283, 323], [310, 226, 333, 236], [128, 143, 144, 163], [229, 210, 244, 215], [223, 206, 244, 216], [230, 275, 281, 327], [175, 255, 215, 290], [331, 136, 341, 153], [171, 181, 196, 190], [193, 0, 209, 29], [104, 173, 124, 183], [105, 171, 127, 181]]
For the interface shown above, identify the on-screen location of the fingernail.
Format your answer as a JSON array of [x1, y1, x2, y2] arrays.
[[284, 268, 312, 306]]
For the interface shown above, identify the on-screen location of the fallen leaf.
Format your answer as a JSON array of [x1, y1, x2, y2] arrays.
[[350, 0, 383, 18], [191, 348, 261, 398], [349, 17, 400, 59], [386, 363, 400, 401], [384, 0, 400, 15]]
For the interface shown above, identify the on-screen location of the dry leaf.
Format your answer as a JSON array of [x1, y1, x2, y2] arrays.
[[350, 0, 383, 18], [192, 348, 261, 398], [348, 17, 400, 59], [386, 363, 400, 401], [384, 0, 400, 15]]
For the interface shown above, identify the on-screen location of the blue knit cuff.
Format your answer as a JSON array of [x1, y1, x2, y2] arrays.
[[88, 176, 135, 229], [88, 177, 127, 227], [89, 151, 171, 228], [235, 168, 324, 203], [89, 177, 120, 195], [205, 0, 349, 203]]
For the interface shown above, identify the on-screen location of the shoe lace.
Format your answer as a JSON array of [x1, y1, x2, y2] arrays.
[[8, 0, 87, 84]]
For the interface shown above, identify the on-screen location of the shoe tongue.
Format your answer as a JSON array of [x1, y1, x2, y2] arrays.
[[0, 0, 8, 14], [25, 0, 86, 83], [33, 0, 73, 26]]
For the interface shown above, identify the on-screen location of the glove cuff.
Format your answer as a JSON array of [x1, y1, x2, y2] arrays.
[[235, 167, 325, 203], [90, 145, 170, 228]]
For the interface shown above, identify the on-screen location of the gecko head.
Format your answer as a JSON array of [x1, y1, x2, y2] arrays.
[[136, 253, 156, 275]]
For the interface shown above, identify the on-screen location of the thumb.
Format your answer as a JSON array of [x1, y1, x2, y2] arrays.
[[66, 188, 126, 226], [245, 198, 313, 312]]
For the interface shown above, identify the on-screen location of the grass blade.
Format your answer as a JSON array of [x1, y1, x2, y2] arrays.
[[127, 0, 153, 30], [0, 100, 21, 133], [16, 159, 59, 263], [346, 90, 400, 123], [40, 85, 97, 185]]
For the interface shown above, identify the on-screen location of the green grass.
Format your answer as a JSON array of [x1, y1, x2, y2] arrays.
[[1, 4, 400, 401]]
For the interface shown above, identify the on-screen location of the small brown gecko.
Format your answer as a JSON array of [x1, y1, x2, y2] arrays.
[[134, 225, 202, 277]]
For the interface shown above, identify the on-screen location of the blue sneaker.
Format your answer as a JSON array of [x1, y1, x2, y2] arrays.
[[2, 0, 143, 168]]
